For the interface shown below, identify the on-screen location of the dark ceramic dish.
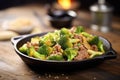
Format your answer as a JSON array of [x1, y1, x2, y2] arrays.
[[47, 10, 77, 29], [11, 32, 117, 71]]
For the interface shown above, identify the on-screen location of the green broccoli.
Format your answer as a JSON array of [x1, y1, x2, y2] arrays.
[[19, 44, 28, 53], [75, 26, 84, 33], [28, 47, 46, 60], [64, 48, 78, 61], [58, 35, 73, 50], [88, 36, 105, 52], [31, 36, 40, 44], [47, 54, 64, 61], [60, 28, 71, 36], [97, 40, 105, 52], [39, 32, 57, 46], [70, 39, 80, 43], [54, 30, 60, 41], [88, 36, 99, 45], [81, 32, 105, 52], [37, 44, 53, 56], [81, 32, 93, 38]]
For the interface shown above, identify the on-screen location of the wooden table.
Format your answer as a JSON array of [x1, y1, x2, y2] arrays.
[[0, 4, 120, 80]]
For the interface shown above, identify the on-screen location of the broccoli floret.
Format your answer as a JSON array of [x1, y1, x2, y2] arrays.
[[39, 32, 57, 46], [88, 36, 105, 52], [54, 30, 60, 41], [60, 28, 71, 36], [87, 50, 104, 58], [37, 44, 53, 56], [28, 47, 46, 60], [75, 26, 84, 33], [88, 36, 99, 45], [47, 54, 64, 61], [19, 44, 28, 53], [81, 32, 93, 38], [81, 32, 105, 52], [70, 39, 80, 43], [31, 36, 40, 44], [97, 40, 105, 52], [58, 35, 73, 50], [64, 48, 78, 61]]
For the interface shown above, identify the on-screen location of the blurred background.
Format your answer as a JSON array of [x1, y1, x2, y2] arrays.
[[0, 0, 120, 40], [0, 0, 120, 16]]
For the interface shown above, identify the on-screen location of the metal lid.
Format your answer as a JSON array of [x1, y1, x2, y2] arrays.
[[90, 0, 113, 12]]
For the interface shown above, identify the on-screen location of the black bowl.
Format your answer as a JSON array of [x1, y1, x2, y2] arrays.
[[47, 10, 77, 29], [11, 33, 117, 71]]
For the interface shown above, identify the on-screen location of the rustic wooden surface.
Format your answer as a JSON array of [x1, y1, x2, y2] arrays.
[[0, 4, 120, 80]]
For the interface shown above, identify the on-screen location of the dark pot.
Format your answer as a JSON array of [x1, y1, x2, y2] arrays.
[[47, 10, 77, 29], [11, 33, 117, 72]]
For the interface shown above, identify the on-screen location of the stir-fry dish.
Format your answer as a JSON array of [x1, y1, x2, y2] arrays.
[[19, 26, 105, 61]]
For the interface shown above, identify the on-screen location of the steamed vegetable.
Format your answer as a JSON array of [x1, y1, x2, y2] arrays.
[[47, 54, 64, 61], [97, 40, 105, 52], [81, 32, 93, 38], [28, 47, 46, 60], [82, 32, 105, 52], [64, 48, 78, 61], [58, 35, 73, 50], [75, 26, 84, 33], [31, 37, 40, 44], [37, 44, 53, 56], [60, 28, 71, 36], [19, 26, 105, 61], [19, 44, 28, 53], [39, 33, 55, 46]]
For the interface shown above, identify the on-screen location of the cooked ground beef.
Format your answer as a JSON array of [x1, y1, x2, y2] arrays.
[[52, 44, 63, 55], [73, 34, 83, 43], [91, 45, 98, 51], [74, 45, 89, 60], [27, 42, 39, 50]]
